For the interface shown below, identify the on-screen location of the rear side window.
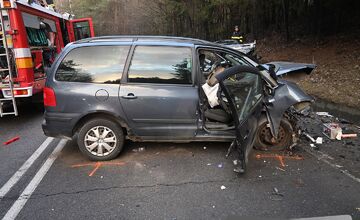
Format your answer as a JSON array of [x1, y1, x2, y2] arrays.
[[55, 46, 129, 84], [128, 46, 192, 84]]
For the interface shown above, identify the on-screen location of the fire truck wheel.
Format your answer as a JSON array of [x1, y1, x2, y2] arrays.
[[77, 118, 124, 161]]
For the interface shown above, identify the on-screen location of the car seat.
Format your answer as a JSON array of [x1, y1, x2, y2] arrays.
[[202, 66, 232, 124]]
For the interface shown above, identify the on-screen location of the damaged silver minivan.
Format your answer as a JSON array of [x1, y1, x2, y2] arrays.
[[42, 36, 314, 173]]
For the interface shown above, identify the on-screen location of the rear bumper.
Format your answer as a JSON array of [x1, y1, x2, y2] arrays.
[[42, 112, 80, 139], [1, 86, 33, 98]]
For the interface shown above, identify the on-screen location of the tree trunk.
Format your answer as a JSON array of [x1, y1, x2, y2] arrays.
[[282, 0, 290, 41]]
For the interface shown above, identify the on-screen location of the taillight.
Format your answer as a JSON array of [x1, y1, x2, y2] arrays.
[[13, 89, 28, 96], [1, 0, 15, 8], [43, 87, 56, 107]]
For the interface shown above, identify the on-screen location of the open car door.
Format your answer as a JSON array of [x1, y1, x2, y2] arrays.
[[216, 66, 264, 173], [67, 18, 95, 42]]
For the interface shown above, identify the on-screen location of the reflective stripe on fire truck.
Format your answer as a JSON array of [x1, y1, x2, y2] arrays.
[[15, 57, 33, 69], [14, 48, 33, 69], [14, 48, 31, 58]]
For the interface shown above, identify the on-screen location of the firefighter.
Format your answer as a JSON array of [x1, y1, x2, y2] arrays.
[[231, 25, 244, 43], [39, 21, 56, 66]]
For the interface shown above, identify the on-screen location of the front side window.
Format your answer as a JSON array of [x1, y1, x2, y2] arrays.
[[223, 72, 262, 121], [56, 46, 129, 84], [128, 46, 192, 84], [199, 49, 251, 73]]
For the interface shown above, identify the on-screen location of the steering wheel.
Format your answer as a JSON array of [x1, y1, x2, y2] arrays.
[[211, 61, 224, 73]]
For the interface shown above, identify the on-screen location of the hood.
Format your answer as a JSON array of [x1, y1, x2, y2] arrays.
[[262, 61, 316, 76], [223, 41, 256, 54]]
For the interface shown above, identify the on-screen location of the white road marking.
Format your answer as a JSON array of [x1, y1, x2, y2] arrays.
[[2, 139, 67, 220], [0, 137, 54, 199], [303, 147, 360, 183]]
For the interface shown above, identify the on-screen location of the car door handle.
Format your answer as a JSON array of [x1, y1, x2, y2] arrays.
[[122, 93, 137, 99]]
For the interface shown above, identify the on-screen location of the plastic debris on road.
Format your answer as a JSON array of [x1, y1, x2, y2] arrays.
[[316, 137, 323, 144], [3, 136, 20, 145], [303, 132, 316, 143], [323, 123, 342, 140], [275, 166, 286, 172], [220, 185, 226, 190], [341, 134, 357, 138], [310, 143, 318, 150], [272, 187, 284, 196], [217, 163, 223, 168], [269, 187, 284, 201], [316, 112, 333, 117], [132, 147, 146, 152]]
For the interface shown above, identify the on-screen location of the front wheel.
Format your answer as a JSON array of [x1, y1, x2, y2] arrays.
[[254, 116, 293, 151], [77, 118, 124, 161]]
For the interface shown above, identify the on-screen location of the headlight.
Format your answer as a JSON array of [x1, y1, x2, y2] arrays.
[[293, 101, 312, 113]]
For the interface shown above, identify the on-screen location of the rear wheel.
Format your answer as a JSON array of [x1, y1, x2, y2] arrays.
[[77, 118, 124, 161], [254, 116, 293, 151]]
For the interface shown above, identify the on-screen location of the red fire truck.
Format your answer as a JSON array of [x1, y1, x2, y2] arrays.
[[0, 0, 94, 117]]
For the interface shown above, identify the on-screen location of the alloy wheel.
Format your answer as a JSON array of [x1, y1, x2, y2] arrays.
[[84, 126, 117, 156]]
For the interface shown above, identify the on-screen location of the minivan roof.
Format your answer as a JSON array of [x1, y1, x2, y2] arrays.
[[74, 35, 219, 47]]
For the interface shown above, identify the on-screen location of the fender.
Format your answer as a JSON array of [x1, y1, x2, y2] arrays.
[[265, 79, 314, 137]]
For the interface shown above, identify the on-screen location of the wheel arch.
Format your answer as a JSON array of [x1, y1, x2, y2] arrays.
[[72, 111, 131, 137]]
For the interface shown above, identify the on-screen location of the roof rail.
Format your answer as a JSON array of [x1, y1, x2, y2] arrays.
[[74, 35, 212, 44]]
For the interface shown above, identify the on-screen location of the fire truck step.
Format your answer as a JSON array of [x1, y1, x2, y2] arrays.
[[0, 98, 14, 101], [0, 112, 17, 116]]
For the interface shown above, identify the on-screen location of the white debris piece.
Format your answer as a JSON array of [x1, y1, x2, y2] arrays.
[[220, 185, 226, 190], [273, 187, 279, 194], [316, 112, 333, 117], [316, 137, 323, 144], [303, 132, 316, 143], [336, 130, 343, 140], [132, 147, 146, 152]]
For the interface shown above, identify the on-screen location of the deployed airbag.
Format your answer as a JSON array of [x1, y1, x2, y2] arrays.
[[202, 83, 219, 108]]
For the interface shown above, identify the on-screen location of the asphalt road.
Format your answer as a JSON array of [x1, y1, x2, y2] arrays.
[[0, 103, 359, 220]]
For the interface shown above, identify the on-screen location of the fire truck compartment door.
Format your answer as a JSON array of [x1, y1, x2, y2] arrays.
[[68, 18, 95, 42]]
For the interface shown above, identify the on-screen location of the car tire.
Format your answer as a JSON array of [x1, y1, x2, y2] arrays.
[[254, 115, 293, 151], [77, 118, 124, 161]]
